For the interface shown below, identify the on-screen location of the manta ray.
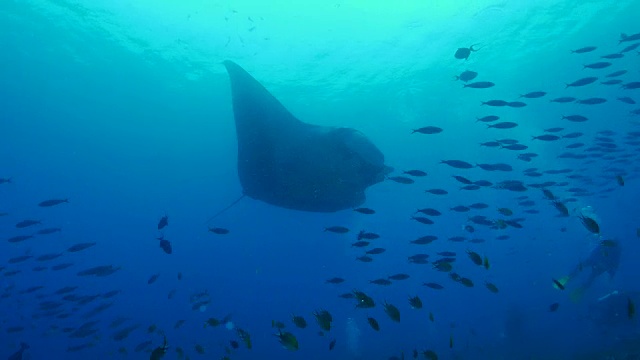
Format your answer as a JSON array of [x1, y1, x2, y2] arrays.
[[222, 60, 391, 212]]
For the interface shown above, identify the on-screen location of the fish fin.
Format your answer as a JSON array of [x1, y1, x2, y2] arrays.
[[570, 287, 585, 303], [553, 275, 570, 290]]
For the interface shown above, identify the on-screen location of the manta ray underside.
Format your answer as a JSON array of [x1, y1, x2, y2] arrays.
[[222, 60, 391, 212]]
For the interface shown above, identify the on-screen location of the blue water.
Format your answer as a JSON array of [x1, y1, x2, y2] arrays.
[[1, 1, 640, 359]]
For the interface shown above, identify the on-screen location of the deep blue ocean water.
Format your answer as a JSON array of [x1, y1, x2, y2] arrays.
[[1, 1, 640, 359]]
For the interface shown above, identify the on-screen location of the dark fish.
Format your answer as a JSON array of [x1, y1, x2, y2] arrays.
[[412, 216, 434, 225], [408, 295, 423, 309], [36, 253, 63, 261], [583, 61, 611, 69], [410, 235, 437, 245], [480, 141, 501, 147], [16, 219, 41, 228], [551, 96, 577, 102], [576, 97, 607, 105], [549, 303, 560, 312], [464, 81, 494, 89], [601, 79, 622, 85], [566, 76, 598, 88], [481, 100, 509, 107], [618, 96, 636, 104], [571, 46, 596, 53], [544, 127, 564, 133], [357, 230, 380, 240], [51, 263, 73, 271], [454, 70, 478, 82], [36, 227, 61, 235], [579, 214, 600, 234], [619, 32, 640, 44], [423, 282, 444, 290], [440, 160, 473, 169], [388, 273, 410, 280], [468, 202, 488, 209], [454, 45, 479, 60], [383, 301, 401, 322], [157, 215, 168, 230], [148, 274, 160, 284], [38, 199, 68, 207], [485, 282, 499, 293], [159, 239, 172, 254], [532, 134, 560, 141], [329, 339, 336, 350], [562, 114, 588, 122], [476, 115, 500, 123], [628, 298, 635, 319], [351, 241, 370, 247], [621, 43, 640, 52], [0, 177, 12, 184], [370, 278, 392, 286], [501, 144, 529, 151], [366, 247, 386, 255], [477, 163, 512, 171], [403, 170, 427, 177], [487, 122, 518, 129], [208, 227, 229, 234], [416, 208, 441, 216], [324, 226, 349, 233], [452, 175, 473, 185], [601, 53, 623, 59], [520, 91, 546, 98], [388, 176, 415, 184], [412, 126, 443, 134], [367, 317, 380, 331], [77, 265, 120, 277], [8, 235, 33, 243], [507, 101, 527, 108], [562, 132, 583, 139], [616, 175, 625, 186], [473, 180, 493, 187], [622, 82, 640, 89], [450, 205, 470, 212], [325, 277, 345, 284], [356, 255, 373, 263], [9, 255, 32, 264], [67, 242, 97, 253], [607, 70, 628, 77], [353, 207, 375, 214], [425, 188, 448, 195]]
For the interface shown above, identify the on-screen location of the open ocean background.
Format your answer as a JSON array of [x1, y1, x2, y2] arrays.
[[1, 1, 640, 359]]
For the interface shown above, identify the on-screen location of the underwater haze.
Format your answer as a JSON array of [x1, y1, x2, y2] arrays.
[[2, 0, 640, 359]]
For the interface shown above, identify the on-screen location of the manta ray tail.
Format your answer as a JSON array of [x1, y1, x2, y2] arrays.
[[204, 195, 246, 224]]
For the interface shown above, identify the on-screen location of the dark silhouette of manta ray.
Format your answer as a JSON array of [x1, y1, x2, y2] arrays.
[[222, 60, 391, 212]]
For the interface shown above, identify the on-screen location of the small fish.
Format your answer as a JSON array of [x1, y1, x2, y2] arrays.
[[600, 53, 623, 59], [208, 227, 229, 234], [487, 122, 518, 129], [454, 70, 478, 82], [579, 214, 600, 234], [353, 207, 375, 214], [583, 61, 611, 69], [157, 215, 168, 230], [412, 126, 443, 134], [408, 295, 423, 309], [15, 219, 41, 228], [148, 273, 160, 285], [324, 226, 349, 233], [366, 248, 386, 255], [551, 96, 577, 102], [571, 46, 596, 53], [485, 282, 499, 293], [36, 227, 62, 235], [329, 339, 336, 350], [38, 199, 69, 207], [358, 230, 380, 240], [476, 115, 500, 123], [481, 99, 509, 107], [549, 303, 560, 312], [159, 239, 172, 254], [325, 277, 345, 284], [67, 242, 97, 252], [367, 317, 380, 331], [464, 81, 494, 89], [628, 297, 635, 319], [616, 175, 625, 186], [507, 101, 527, 108], [520, 91, 546, 98], [566, 77, 598, 88], [292, 315, 307, 328], [387, 176, 415, 184], [388, 273, 410, 281], [383, 301, 401, 322], [562, 114, 588, 122], [403, 169, 427, 177], [454, 45, 479, 60]]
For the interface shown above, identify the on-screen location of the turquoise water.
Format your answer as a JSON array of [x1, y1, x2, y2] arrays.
[[1, 1, 640, 359]]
